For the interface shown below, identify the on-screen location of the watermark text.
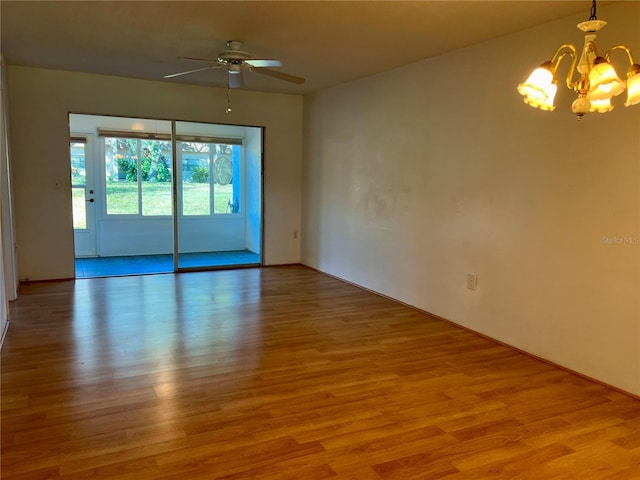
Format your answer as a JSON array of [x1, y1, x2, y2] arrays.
[[601, 236, 640, 245]]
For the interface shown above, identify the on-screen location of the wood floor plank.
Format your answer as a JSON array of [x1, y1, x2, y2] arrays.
[[2, 266, 639, 479]]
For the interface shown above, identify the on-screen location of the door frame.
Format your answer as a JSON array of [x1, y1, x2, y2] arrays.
[[69, 113, 264, 274]]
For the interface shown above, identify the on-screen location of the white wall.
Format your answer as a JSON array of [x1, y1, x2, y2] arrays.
[[7, 67, 303, 280], [302, 3, 640, 396]]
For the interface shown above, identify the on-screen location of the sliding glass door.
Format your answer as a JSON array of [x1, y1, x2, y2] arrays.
[[69, 114, 262, 278], [175, 121, 262, 270]]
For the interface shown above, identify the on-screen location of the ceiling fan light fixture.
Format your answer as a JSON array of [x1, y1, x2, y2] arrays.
[[228, 64, 242, 75], [517, 0, 638, 118]]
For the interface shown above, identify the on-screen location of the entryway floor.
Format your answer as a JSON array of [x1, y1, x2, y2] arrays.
[[75, 250, 260, 278]]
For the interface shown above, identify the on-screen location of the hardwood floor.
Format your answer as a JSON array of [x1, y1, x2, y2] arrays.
[[2, 265, 639, 479]]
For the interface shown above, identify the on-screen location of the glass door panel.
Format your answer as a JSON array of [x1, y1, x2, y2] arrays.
[[175, 120, 262, 270], [70, 114, 174, 278]]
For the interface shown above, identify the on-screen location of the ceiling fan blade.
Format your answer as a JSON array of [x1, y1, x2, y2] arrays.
[[252, 67, 305, 85], [178, 56, 220, 63], [228, 70, 244, 89], [245, 59, 282, 68], [164, 65, 218, 79]]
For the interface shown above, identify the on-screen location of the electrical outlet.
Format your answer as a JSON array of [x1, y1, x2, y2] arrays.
[[466, 273, 478, 290]]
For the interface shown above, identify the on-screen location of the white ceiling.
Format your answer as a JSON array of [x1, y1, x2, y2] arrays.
[[1, 1, 603, 95]]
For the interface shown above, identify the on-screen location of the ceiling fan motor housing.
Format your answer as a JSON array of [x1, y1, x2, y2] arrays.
[[218, 40, 251, 64]]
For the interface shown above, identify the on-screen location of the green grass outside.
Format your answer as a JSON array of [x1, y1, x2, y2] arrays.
[[73, 182, 234, 228]]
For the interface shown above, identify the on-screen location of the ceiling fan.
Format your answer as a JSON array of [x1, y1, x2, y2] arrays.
[[164, 40, 305, 88]]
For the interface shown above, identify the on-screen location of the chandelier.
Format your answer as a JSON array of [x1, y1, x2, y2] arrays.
[[517, 0, 640, 119]]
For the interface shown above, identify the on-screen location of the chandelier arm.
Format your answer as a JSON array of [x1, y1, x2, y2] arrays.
[[549, 44, 578, 89], [550, 44, 577, 66], [604, 45, 636, 66]]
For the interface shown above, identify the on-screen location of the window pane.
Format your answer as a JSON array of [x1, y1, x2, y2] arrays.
[[142, 182, 173, 216], [213, 144, 237, 214], [181, 142, 210, 216], [70, 141, 87, 229], [72, 187, 87, 229], [105, 138, 138, 215], [141, 140, 172, 216], [70, 142, 86, 187]]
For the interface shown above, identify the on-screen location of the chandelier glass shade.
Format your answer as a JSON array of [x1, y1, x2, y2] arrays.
[[517, 1, 640, 118]]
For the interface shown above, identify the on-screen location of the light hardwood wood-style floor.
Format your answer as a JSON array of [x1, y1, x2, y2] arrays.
[[2, 265, 639, 479]]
